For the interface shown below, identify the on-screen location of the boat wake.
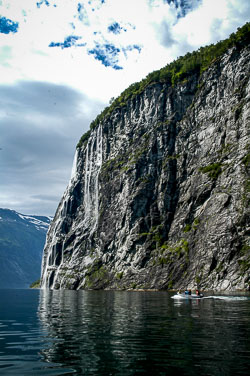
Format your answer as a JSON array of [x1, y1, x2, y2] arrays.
[[203, 296, 250, 301], [172, 294, 250, 301]]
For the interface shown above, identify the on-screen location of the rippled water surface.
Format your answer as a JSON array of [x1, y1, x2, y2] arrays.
[[0, 289, 250, 375]]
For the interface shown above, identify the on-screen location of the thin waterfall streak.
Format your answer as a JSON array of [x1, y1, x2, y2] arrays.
[[84, 144, 89, 216], [70, 149, 78, 181], [52, 263, 61, 289], [89, 125, 102, 234], [41, 230, 50, 289], [83, 124, 103, 231], [94, 125, 102, 228], [41, 248, 49, 289], [88, 135, 95, 217], [51, 241, 65, 289], [41, 124, 103, 289]]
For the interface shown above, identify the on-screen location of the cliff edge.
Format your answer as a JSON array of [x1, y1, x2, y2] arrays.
[[41, 24, 250, 291]]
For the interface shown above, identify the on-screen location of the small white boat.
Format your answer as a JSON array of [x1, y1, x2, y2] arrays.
[[172, 292, 204, 299]]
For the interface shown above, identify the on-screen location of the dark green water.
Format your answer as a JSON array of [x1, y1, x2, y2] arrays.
[[0, 289, 249, 375]]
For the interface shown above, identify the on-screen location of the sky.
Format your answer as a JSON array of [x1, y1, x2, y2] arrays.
[[0, 0, 249, 216]]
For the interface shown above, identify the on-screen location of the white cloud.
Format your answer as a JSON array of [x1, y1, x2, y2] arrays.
[[1, 0, 249, 100], [0, 0, 249, 214], [0, 81, 104, 215], [169, 0, 250, 54]]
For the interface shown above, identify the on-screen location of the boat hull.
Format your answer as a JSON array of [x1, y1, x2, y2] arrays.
[[172, 293, 204, 299]]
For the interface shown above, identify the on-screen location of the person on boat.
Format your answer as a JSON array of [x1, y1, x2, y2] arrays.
[[196, 289, 200, 296], [185, 289, 192, 295]]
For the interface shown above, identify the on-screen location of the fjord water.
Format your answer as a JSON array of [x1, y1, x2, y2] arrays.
[[0, 290, 249, 376]]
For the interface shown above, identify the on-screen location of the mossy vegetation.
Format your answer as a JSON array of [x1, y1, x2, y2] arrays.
[[195, 275, 201, 285], [116, 271, 123, 280], [183, 224, 192, 232], [128, 147, 148, 164], [101, 157, 126, 173], [193, 218, 200, 230], [152, 238, 189, 267], [100, 139, 150, 179], [77, 23, 250, 148], [183, 217, 200, 233], [242, 152, 250, 168], [138, 224, 165, 251], [242, 178, 250, 207], [77, 130, 91, 149], [237, 243, 250, 276], [218, 143, 234, 156], [199, 162, 223, 180], [167, 280, 173, 289], [238, 258, 250, 275], [241, 147, 250, 207], [136, 174, 152, 185], [84, 260, 110, 288], [240, 243, 250, 256], [30, 279, 40, 288]]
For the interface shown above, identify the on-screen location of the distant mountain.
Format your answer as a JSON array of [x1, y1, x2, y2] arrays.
[[0, 208, 52, 289]]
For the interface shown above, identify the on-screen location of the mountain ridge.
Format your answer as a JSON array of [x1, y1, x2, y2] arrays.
[[0, 208, 51, 288]]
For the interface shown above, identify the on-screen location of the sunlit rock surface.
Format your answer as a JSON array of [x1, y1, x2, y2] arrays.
[[41, 44, 250, 291]]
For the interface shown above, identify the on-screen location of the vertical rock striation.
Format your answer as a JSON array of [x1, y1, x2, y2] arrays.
[[41, 39, 250, 291]]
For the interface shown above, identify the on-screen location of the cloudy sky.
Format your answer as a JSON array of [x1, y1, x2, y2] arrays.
[[1, 0, 249, 216]]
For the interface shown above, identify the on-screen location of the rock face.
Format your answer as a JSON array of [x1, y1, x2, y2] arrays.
[[41, 43, 250, 291], [0, 209, 51, 288]]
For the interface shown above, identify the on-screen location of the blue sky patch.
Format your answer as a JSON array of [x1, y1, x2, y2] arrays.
[[0, 16, 19, 34], [88, 43, 122, 70], [77, 2, 90, 25], [122, 44, 142, 58], [107, 22, 126, 35], [126, 45, 142, 53], [77, 3, 84, 13], [86, 0, 106, 12], [164, 0, 201, 18], [49, 35, 86, 49], [37, 0, 50, 8]]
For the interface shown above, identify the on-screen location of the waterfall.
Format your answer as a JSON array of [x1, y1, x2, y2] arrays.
[[83, 124, 102, 232], [70, 149, 78, 181], [41, 125, 103, 289]]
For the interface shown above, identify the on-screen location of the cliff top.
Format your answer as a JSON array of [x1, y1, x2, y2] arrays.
[[77, 22, 250, 149]]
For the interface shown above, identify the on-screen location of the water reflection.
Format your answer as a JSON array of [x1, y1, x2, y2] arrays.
[[38, 290, 250, 376], [0, 289, 74, 375], [39, 290, 169, 375]]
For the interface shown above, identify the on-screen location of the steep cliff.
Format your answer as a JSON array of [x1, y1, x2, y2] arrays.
[[41, 25, 250, 291]]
